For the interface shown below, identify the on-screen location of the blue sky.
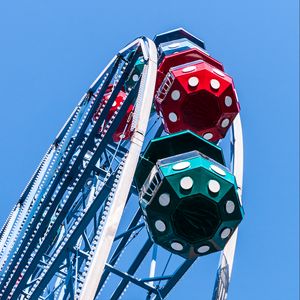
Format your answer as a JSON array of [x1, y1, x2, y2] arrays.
[[0, 1, 299, 299]]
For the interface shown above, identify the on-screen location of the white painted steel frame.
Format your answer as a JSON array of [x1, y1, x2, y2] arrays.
[[214, 113, 244, 300], [78, 37, 157, 300]]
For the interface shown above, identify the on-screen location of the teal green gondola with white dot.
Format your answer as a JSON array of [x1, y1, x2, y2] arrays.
[[135, 130, 244, 259]]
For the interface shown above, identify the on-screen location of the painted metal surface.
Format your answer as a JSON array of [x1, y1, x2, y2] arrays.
[[137, 132, 243, 259], [0, 28, 243, 300], [155, 56, 240, 142]]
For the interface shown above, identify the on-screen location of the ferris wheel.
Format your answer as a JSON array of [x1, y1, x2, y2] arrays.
[[0, 28, 244, 300]]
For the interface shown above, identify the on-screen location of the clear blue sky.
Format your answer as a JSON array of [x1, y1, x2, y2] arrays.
[[0, 1, 298, 299]]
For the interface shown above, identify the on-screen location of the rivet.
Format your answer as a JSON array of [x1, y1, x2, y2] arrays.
[[171, 242, 183, 251], [225, 96, 233, 107], [132, 74, 139, 82], [226, 200, 235, 214], [172, 161, 190, 171], [204, 133, 213, 140], [169, 112, 178, 122], [213, 68, 225, 77], [221, 228, 231, 239], [208, 179, 220, 193], [171, 90, 181, 101], [210, 79, 220, 90], [221, 118, 230, 128], [158, 193, 170, 206], [155, 220, 166, 232], [182, 66, 196, 73], [188, 76, 199, 87], [180, 176, 193, 190], [211, 165, 226, 176], [197, 245, 210, 254]]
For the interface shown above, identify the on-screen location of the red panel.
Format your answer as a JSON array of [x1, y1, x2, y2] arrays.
[[155, 61, 240, 142], [156, 48, 224, 90], [93, 85, 134, 143]]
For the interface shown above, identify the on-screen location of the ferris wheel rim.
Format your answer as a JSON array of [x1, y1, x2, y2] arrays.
[[213, 112, 244, 300], [77, 36, 158, 300]]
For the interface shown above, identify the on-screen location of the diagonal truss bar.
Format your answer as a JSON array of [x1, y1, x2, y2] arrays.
[[27, 175, 115, 299], [114, 223, 145, 242], [153, 259, 196, 299], [96, 208, 143, 295], [110, 239, 154, 300], [1, 44, 142, 299], [0, 57, 120, 293], [10, 81, 140, 299], [105, 264, 158, 294]]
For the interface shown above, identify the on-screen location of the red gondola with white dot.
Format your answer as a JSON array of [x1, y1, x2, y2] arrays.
[[154, 29, 240, 143]]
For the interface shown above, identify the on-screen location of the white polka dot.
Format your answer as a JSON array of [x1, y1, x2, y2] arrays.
[[172, 161, 191, 171], [169, 112, 178, 122], [171, 90, 181, 101], [211, 165, 226, 176], [112, 101, 117, 107], [171, 242, 183, 251], [225, 96, 233, 107], [182, 66, 196, 73], [197, 245, 210, 254], [213, 68, 225, 77], [188, 76, 199, 87], [119, 134, 125, 139], [159, 193, 170, 206], [204, 133, 213, 140], [210, 79, 220, 90], [180, 176, 193, 190], [221, 118, 230, 128], [226, 200, 235, 214], [221, 228, 231, 239], [168, 43, 180, 49], [132, 74, 139, 82], [155, 220, 166, 232], [208, 179, 220, 193]]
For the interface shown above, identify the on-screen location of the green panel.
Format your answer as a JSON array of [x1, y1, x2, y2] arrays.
[[164, 168, 208, 199], [213, 223, 239, 249], [195, 168, 234, 203], [160, 168, 232, 204], [143, 131, 225, 165], [134, 157, 154, 190], [218, 187, 244, 222], [136, 131, 244, 259], [159, 155, 203, 177], [145, 178, 180, 213], [201, 158, 236, 185]]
